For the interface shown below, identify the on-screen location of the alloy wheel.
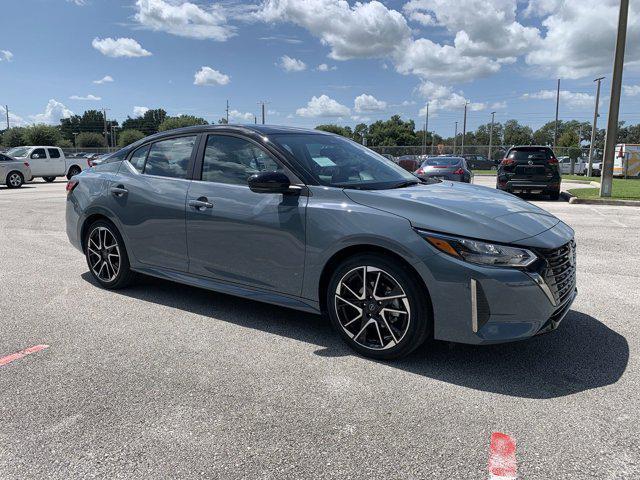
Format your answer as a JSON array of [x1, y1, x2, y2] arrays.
[[334, 266, 411, 351], [8, 173, 22, 187], [87, 226, 121, 283]]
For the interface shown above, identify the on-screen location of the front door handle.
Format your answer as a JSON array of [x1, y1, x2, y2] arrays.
[[110, 185, 128, 197], [189, 197, 214, 211]]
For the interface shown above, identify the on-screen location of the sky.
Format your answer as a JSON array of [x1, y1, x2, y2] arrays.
[[2, 0, 640, 137]]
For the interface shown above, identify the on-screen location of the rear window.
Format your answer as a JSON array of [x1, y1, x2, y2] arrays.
[[48, 148, 61, 158], [423, 158, 460, 166], [508, 148, 553, 161]]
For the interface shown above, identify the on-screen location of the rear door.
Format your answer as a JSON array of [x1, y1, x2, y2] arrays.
[[47, 148, 66, 175], [28, 148, 48, 176], [505, 147, 556, 183], [110, 135, 198, 272]]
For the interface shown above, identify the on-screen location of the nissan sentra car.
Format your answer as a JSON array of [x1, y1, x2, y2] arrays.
[[66, 125, 577, 360]]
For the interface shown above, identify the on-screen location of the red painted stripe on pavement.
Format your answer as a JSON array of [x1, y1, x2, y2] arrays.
[[488, 432, 518, 479], [0, 345, 49, 367]]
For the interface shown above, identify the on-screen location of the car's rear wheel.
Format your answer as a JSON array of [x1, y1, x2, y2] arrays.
[[85, 220, 136, 289], [67, 166, 81, 180], [549, 190, 560, 201], [6, 171, 24, 188], [327, 254, 431, 360], [43, 176, 56, 183]]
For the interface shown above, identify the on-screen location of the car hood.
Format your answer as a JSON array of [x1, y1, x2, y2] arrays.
[[344, 181, 560, 244]]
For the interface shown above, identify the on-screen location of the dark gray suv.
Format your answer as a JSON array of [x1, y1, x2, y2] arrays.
[[66, 126, 576, 360], [497, 146, 562, 200]]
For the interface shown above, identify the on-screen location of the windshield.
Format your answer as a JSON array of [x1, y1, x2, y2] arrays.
[[7, 147, 30, 157], [423, 158, 461, 167], [271, 134, 417, 189], [508, 148, 552, 161]]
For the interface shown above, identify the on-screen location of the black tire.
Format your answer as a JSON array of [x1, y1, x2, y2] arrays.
[[84, 220, 136, 289], [43, 176, 56, 183], [326, 253, 431, 360], [67, 166, 81, 180], [6, 171, 24, 189], [549, 190, 560, 201]]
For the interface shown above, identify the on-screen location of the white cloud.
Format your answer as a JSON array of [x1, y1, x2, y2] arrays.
[[491, 101, 507, 110], [69, 94, 101, 101], [278, 55, 307, 72], [93, 75, 114, 84], [624, 85, 640, 97], [317, 63, 336, 71], [67, 0, 87, 5], [30, 99, 74, 124], [0, 50, 13, 62], [92, 37, 152, 58], [354, 94, 387, 113], [522, 90, 595, 108], [0, 105, 26, 127], [526, 0, 640, 79], [134, 0, 234, 41], [296, 95, 350, 117], [133, 106, 149, 117], [259, 0, 411, 60], [417, 81, 486, 113], [193, 66, 230, 86], [229, 110, 254, 122]]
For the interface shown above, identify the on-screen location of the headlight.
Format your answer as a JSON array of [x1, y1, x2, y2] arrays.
[[417, 230, 537, 268]]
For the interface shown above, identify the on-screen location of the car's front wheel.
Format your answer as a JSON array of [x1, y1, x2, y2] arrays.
[[85, 220, 136, 289], [67, 166, 81, 180], [6, 171, 24, 188], [327, 254, 431, 360]]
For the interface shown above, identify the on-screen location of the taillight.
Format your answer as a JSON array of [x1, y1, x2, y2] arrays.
[[453, 168, 465, 175], [415, 168, 424, 175], [66, 179, 79, 194], [548, 156, 558, 165], [88, 159, 93, 167], [24, 162, 30, 168], [501, 158, 515, 166]]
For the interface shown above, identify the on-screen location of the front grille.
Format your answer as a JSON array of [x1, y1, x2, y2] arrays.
[[540, 240, 577, 306]]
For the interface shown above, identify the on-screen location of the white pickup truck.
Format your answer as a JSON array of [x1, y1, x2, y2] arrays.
[[5, 146, 89, 182]]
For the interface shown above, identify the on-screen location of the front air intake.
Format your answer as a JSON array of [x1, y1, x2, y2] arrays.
[[471, 279, 490, 333]]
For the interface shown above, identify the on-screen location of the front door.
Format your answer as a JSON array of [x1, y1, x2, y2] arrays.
[[186, 134, 307, 296], [29, 148, 48, 176], [110, 135, 197, 272]]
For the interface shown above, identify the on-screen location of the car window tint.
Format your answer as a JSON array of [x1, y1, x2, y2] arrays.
[[509, 148, 552, 161], [0, 154, 9, 162], [48, 148, 61, 159], [202, 135, 281, 185], [31, 148, 46, 159], [129, 145, 149, 173], [144, 136, 196, 179]]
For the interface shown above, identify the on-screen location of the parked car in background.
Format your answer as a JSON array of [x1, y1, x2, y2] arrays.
[[396, 155, 421, 172], [415, 156, 473, 183], [0, 152, 32, 188], [67, 125, 576, 360], [5, 146, 90, 182], [558, 156, 588, 175], [497, 146, 561, 200], [381, 153, 397, 164], [614, 144, 640, 177], [462, 154, 497, 170]]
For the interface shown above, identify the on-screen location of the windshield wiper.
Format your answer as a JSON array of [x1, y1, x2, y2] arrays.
[[390, 180, 422, 189]]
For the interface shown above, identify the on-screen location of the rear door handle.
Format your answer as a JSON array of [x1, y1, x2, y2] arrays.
[[110, 186, 128, 197], [188, 197, 214, 211]]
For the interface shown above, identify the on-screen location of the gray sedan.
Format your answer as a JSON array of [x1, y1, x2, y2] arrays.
[[0, 153, 32, 188], [415, 156, 473, 183]]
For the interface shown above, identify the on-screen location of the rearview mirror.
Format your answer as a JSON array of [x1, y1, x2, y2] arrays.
[[248, 171, 295, 194]]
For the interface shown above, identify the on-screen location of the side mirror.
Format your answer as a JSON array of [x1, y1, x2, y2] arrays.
[[248, 171, 296, 194]]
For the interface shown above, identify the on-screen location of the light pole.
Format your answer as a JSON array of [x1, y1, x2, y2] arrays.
[[601, 0, 629, 197], [453, 121, 458, 154], [588, 77, 605, 177], [554, 79, 560, 150], [488, 111, 496, 162], [461, 101, 469, 155]]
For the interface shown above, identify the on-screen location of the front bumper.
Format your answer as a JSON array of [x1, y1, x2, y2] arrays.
[[412, 234, 576, 345]]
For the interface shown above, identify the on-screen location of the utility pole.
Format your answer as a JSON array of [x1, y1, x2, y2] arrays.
[[102, 108, 110, 147], [488, 111, 496, 162], [588, 76, 605, 177], [72, 132, 79, 148], [5, 105, 9, 130], [423, 102, 429, 155], [225, 100, 230, 124], [254, 115, 257, 124], [461, 101, 469, 155], [257, 101, 269, 125], [601, 0, 629, 197], [453, 121, 458, 154], [554, 79, 560, 150]]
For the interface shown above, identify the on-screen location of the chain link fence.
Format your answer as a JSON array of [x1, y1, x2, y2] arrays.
[[368, 144, 594, 160]]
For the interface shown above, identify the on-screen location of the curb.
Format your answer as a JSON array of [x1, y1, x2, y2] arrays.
[[562, 190, 640, 206]]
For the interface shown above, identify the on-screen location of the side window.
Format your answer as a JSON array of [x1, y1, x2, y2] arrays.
[[31, 148, 46, 159], [48, 148, 61, 159], [128, 145, 149, 173], [201, 135, 281, 185], [144, 136, 196, 179]]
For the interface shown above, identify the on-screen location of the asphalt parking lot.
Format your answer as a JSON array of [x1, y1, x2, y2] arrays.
[[1, 179, 638, 479]]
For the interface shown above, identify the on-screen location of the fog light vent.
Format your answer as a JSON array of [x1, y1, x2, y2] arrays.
[[471, 279, 491, 333]]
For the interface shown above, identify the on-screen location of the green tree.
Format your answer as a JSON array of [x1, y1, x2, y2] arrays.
[[158, 115, 208, 132], [56, 139, 73, 149], [118, 129, 145, 147], [353, 123, 369, 144], [121, 108, 167, 135], [558, 130, 579, 148], [315, 124, 353, 138], [76, 132, 107, 148], [475, 122, 503, 146], [22, 124, 62, 145], [368, 115, 418, 147], [503, 120, 533, 146], [1, 127, 26, 147]]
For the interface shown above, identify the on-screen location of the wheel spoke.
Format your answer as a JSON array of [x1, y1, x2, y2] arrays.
[[336, 295, 362, 313], [353, 318, 375, 341], [380, 314, 399, 345]]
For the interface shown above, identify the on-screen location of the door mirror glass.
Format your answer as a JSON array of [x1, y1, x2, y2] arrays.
[[248, 171, 292, 194]]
